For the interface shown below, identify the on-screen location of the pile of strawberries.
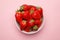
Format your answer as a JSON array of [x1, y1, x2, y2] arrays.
[[15, 4, 43, 32]]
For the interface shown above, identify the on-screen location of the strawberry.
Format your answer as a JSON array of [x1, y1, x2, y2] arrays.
[[35, 19, 42, 27], [27, 19, 35, 28], [29, 6, 36, 14], [35, 20, 41, 25], [20, 4, 30, 11], [20, 20, 27, 30], [32, 10, 41, 20], [22, 11, 31, 20], [37, 7, 43, 17], [30, 5, 36, 11], [15, 12, 22, 23], [24, 27, 30, 32]]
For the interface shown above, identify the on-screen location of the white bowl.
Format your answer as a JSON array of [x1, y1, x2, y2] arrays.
[[15, 16, 45, 34]]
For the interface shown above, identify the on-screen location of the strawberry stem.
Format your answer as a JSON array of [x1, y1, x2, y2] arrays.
[[22, 20, 27, 24], [30, 10, 34, 14], [16, 9, 20, 12], [30, 19, 34, 23], [33, 25, 38, 31], [20, 6, 24, 11]]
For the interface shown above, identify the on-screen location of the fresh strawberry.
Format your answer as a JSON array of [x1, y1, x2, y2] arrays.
[[22, 11, 31, 20], [35, 20, 40, 24], [29, 6, 36, 14], [20, 4, 30, 11], [37, 7, 43, 17], [35, 19, 42, 27], [30, 5, 36, 11], [15, 12, 22, 23], [32, 10, 41, 20], [20, 20, 27, 30], [27, 19, 35, 28], [24, 27, 30, 32]]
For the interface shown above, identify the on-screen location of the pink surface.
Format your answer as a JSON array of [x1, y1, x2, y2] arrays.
[[0, 0, 60, 40]]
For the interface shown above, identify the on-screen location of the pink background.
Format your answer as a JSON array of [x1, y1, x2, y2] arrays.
[[0, 0, 60, 40]]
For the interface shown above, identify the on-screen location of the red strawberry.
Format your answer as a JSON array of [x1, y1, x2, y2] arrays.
[[20, 20, 27, 30], [15, 12, 22, 23], [29, 6, 36, 14], [32, 10, 41, 20], [22, 11, 31, 20], [34, 20, 42, 27], [27, 19, 35, 28], [37, 7, 43, 17], [30, 5, 36, 11], [20, 4, 30, 11], [24, 27, 30, 32]]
